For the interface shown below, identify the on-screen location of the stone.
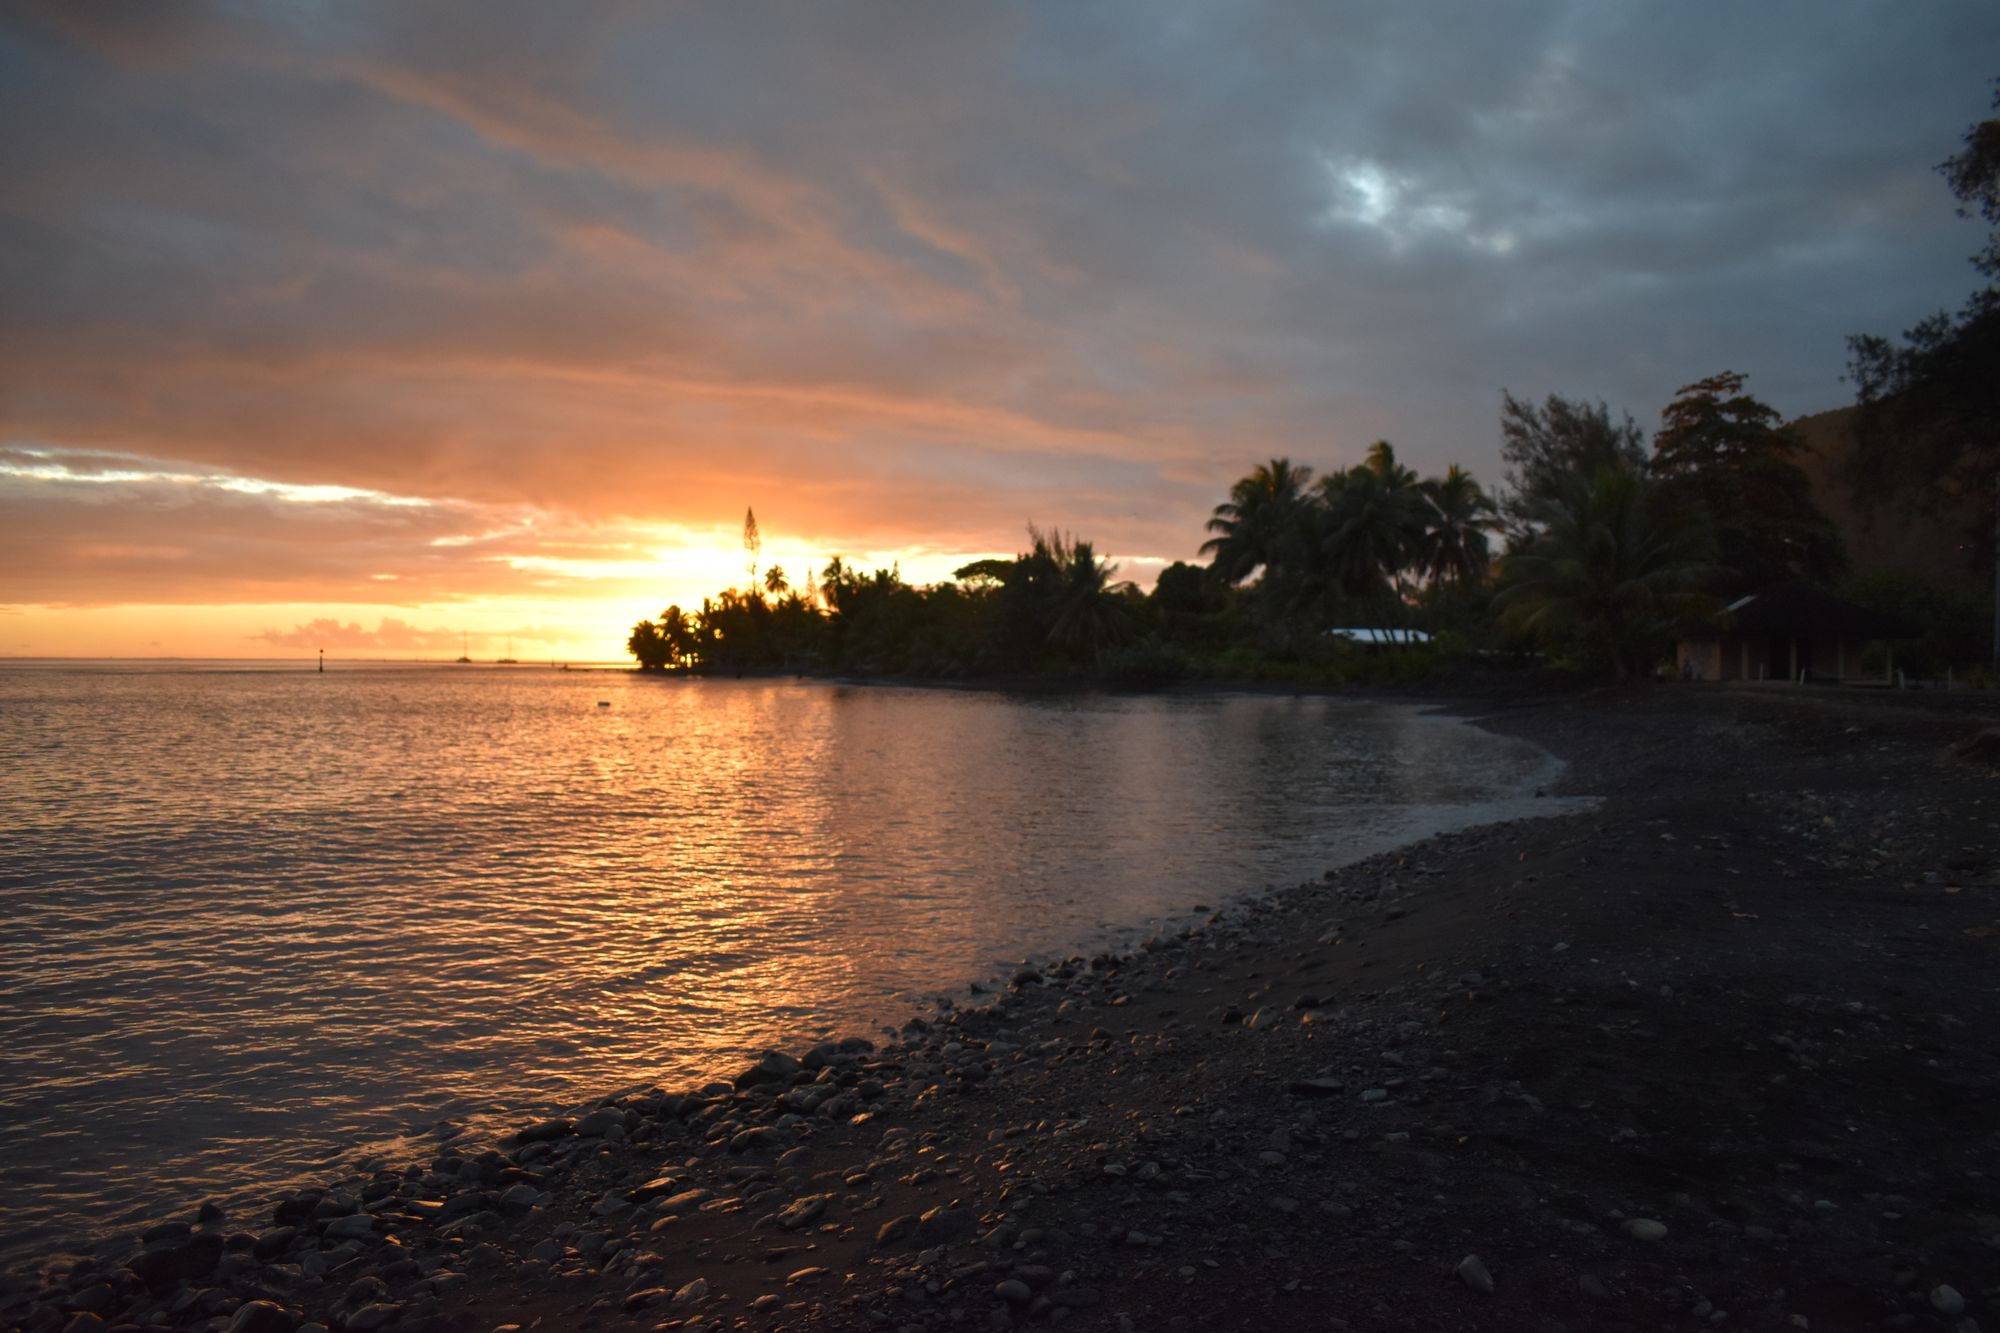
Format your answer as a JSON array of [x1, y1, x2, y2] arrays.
[[915, 1206, 972, 1243], [778, 1194, 830, 1230], [1287, 1078, 1346, 1097], [736, 1050, 803, 1089], [226, 1301, 298, 1333], [1624, 1219, 1668, 1242], [322, 1214, 376, 1240], [995, 1280, 1032, 1304], [876, 1214, 918, 1247], [1455, 1255, 1494, 1294], [1578, 1275, 1609, 1299], [576, 1107, 627, 1138], [786, 1266, 828, 1284], [343, 1303, 399, 1332], [1931, 1286, 1965, 1316], [672, 1277, 708, 1306], [126, 1233, 224, 1289], [655, 1189, 710, 1213], [514, 1118, 574, 1143]]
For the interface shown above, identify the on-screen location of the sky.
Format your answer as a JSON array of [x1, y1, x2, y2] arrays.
[[3, 2, 1996, 660]]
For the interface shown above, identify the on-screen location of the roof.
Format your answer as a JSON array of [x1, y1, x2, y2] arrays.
[[1685, 581, 1919, 641], [1327, 627, 1432, 645]]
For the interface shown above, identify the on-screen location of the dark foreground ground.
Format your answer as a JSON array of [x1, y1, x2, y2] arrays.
[[10, 684, 2000, 1333]]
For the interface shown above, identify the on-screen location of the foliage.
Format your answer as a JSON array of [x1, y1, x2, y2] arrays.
[[1845, 568, 1989, 677], [1651, 371, 1845, 592], [1497, 391, 1647, 536], [1496, 461, 1719, 679], [1846, 78, 2000, 566]]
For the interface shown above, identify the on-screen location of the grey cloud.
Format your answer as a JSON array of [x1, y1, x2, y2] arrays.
[[2, 0, 1995, 589]]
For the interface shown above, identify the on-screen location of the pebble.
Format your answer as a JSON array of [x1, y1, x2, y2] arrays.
[[1624, 1218, 1668, 1241], [672, 1277, 709, 1306], [1455, 1254, 1494, 1294], [1931, 1285, 1965, 1315]]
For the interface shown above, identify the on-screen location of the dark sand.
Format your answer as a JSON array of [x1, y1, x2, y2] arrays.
[[12, 683, 2000, 1333]]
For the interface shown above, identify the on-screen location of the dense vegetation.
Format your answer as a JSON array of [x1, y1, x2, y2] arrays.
[[628, 367, 1910, 683], [631, 81, 1997, 686]]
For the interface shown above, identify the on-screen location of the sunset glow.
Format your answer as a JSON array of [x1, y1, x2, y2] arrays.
[[3, 5, 1994, 658]]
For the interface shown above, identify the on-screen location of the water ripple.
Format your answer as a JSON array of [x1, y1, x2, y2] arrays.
[[0, 665, 1570, 1267]]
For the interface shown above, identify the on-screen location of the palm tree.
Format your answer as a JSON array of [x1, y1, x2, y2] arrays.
[[1320, 443, 1429, 631], [1044, 535, 1133, 662], [764, 565, 789, 597], [1200, 458, 1316, 585], [1495, 462, 1718, 678], [1417, 465, 1499, 585]]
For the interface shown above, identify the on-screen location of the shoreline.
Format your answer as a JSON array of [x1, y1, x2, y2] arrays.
[[2, 689, 1572, 1283], [8, 683, 1999, 1333]]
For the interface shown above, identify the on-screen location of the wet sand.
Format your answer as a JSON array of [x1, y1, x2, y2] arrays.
[[10, 682, 1999, 1333]]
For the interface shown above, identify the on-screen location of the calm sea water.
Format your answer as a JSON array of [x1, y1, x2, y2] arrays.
[[0, 662, 1569, 1266]]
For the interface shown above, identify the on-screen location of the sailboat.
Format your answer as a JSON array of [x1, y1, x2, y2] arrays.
[[454, 632, 471, 665], [496, 638, 517, 665]]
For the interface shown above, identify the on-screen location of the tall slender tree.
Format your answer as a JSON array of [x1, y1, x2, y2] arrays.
[[1417, 465, 1499, 585], [1200, 458, 1316, 586]]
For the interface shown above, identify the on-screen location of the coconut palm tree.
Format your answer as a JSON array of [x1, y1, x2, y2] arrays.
[[1417, 465, 1499, 585], [1495, 462, 1718, 678], [1044, 535, 1133, 662], [1200, 458, 1316, 586], [1320, 442, 1429, 614]]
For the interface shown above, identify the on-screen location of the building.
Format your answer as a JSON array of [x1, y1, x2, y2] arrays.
[[1676, 581, 1917, 683]]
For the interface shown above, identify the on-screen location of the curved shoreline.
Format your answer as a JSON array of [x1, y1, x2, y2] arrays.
[[0, 691, 1569, 1281], [8, 684, 1998, 1333]]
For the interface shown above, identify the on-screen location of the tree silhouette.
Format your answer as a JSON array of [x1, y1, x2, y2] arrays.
[[1199, 458, 1316, 586], [1417, 464, 1499, 585], [1497, 462, 1717, 678]]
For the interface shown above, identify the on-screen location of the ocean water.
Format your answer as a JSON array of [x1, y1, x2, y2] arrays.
[[0, 662, 1569, 1266]]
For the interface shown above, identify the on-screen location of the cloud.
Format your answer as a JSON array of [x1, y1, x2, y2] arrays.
[[3, 0, 1998, 629], [253, 617, 462, 651]]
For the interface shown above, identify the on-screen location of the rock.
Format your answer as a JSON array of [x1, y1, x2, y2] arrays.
[[60, 1316, 107, 1333], [915, 1206, 972, 1243], [876, 1215, 918, 1247], [227, 1300, 299, 1333], [1359, 1088, 1389, 1103], [576, 1107, 627, 1138], [1578, 1275, 1609, 1299], [514, 1117, 575, 1143], [786, 1266, 828, 1284], [322, 1214, 376, 1240], [1931, 1286, 1965, 1315], [778, 1194, 830, 1230], [497, 1183, 542, 1212], [1455, 1255, 1494, 1294], [342, 1303, 399, 1331], [995, 1279, 1032, 1304], [1624, 1219, 1668, 1242], [735, 1051, 803, 1088], [527, 1239, 563, 1262], [1243, 1008, 1281, 1030], [623, 1288, 668, 1313], [654, 1189, 710, 1214], [141, 1221, 192, 1246], [253, 1227, 298, 1261], [126, 1232, 224, 1289], [672, 1277, 708, 1306], [1287, 1078, 1346, 1097]]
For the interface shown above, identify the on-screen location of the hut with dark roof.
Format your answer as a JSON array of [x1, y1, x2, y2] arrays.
[[1676, 581, 1918, 683]]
